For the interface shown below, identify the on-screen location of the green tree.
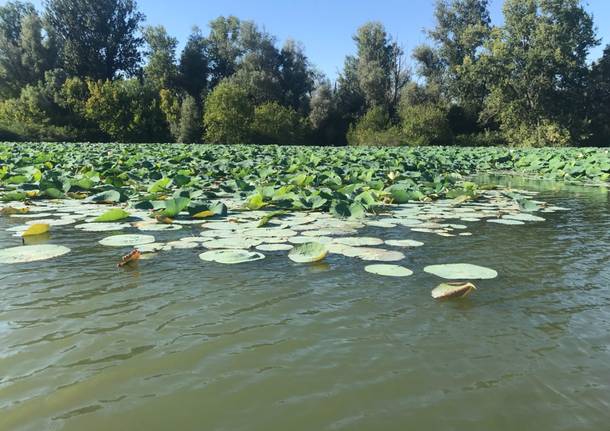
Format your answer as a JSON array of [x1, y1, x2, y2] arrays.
[[481, 0, 598, 146], [178, 94, 202, 143], [587, 46, 610, 147], [206, 16, 243, 86], [143, 25, 178, 89], [0, 2, 55, 98], [203, 79, 253, 144], [44, 0, 144, 80], [251, 101, 308, 145], [279, 40, 315, 114], [400, 102, 453, 146], [178, 27, 209, 100], [347, 105, 404, 146]]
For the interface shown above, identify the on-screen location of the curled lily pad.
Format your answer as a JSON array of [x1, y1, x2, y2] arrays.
[[0, 244, 70, 263], [364, 264, 413, 277], [288, 242, 328, 263], [431, 282, 477, 299], [199, 249, 265, 264], [21, 223, 50, 237], [424, 263, 498, 280], [99, 234, 156, 247]]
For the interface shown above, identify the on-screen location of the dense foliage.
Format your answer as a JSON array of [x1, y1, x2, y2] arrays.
[[1, 143, 607, 220], [0, 0, 608, 146]]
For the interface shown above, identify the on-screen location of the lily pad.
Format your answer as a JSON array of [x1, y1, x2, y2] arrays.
[[94, 208, 130, 222], [75, 222, 129, 232], [288, 242, 328, 263], [431, 282, 477, 299], [99, 234, 156, 247], [503, 213, 546, 222], [487, 218, 525, 225], [201, 237, 261, 249], [199, 249, 265, 264], [385, 239, 424, 247], [256, 244, 293, 252], [21, 223, 50, 237], [364, 264, 413, 277], [0, 244, 71, 263], [424, 263, 498, 280], [333, 236, 384, 246]]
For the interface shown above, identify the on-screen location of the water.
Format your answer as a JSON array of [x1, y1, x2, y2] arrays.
[[1, 177, 609, 431]]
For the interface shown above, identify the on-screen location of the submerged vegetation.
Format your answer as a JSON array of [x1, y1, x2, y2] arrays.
[[0, 0, 609, 147]]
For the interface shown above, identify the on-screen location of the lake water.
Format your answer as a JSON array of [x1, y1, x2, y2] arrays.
[[1, 176, 609, 431]]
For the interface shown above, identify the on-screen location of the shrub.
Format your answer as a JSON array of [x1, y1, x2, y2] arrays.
[[400, 103, 453, 146]]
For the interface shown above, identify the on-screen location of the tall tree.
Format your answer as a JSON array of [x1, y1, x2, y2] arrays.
[[178, 27, 209, 101], [143, 25, 178, 89], [279, 40, 315, 114], [206, 16, 243, 87], [203, 79, 253, 144], [44, 0, 144, 80], [0, 2, 55, 98], [587, 45, 610, 147], [481, 0, 598, 146]]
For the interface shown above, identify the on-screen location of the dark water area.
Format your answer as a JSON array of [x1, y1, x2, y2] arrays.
[[1, 177, 609, 431]]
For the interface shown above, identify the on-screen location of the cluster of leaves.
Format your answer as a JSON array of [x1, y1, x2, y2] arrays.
[[0, 144, 607, 218]]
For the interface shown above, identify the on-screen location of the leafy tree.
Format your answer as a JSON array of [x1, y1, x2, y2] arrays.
[[44, 0, 144, 80], [587, 45, 610, 147], [206, 16, 243, 86], [347, 105, 404, 146], [400, 102, 453, 146], [178, 27, 209, 100], [203, 79, 253, 144], [143, 25, 178, 89], [279, 40, 316, 114], [0, 2, 55, 98], [481, 0, 598, 146], [251, 101, 308, 145], [177, 95, 202, 143]]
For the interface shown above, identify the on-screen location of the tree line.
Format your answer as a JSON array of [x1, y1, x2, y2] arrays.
[[0, 0, 608, 147]]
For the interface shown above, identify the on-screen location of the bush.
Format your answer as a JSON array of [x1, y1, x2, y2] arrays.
[[454, 131, 506, 147], [251, 101, 309, 145], [203, 80, 254, 144], [347, 106, 406, 146], [400, 103, 453, 146]]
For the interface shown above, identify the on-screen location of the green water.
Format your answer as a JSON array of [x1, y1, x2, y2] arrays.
[[1, 178, 609, 431]]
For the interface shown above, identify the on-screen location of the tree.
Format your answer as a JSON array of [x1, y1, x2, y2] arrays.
[[347, 105, 404, 146], [279, 40, 315, 114], [44, 0, 144, 80], [0, 2, 55, 98], [203, 79, 253, 144], [143, 25, 178, 89], [586, 45, 610, 147], [400, 102, 453, 146], [206, 16, 243, 87], [178, 27, 209, 100], [481, 0, 598, 146], [177, 95, 201, 143], [251, 101, 308, 145]]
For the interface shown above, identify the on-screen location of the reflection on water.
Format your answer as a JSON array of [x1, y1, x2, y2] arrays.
[[1, 178, 609, 431]]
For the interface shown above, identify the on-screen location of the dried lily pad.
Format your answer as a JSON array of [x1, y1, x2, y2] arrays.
[[503, 213, 546, 222], [0, 244, 71, 263], [424, 263, 498, 280], [364, 264, 413, 277], [487, 218, 525, 225], [431, 282, 477, 299], [385, 239, 424, 248], [75, 222, 129, 232], [333, 236, 384, 246], [256, 244, 293, 252]]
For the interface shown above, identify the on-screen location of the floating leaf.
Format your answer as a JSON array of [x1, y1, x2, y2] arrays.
[[117, 249, 141, 267], [364, 264, 413, 277], [288, 242, 328, 263], [0, 244, 70, 263], [431, 282, 477, 299], [160, 197, 191, 217], [424, 263, 498, 280], [94, 208, 130, 222], [89, 190, 122, 204], [21, 223, 50, 237], [199, 249, 265, 264], [385, 239, 424, 247], [99, 234, 156, 247]]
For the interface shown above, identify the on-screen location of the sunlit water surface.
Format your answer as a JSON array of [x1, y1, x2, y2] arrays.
[[1, 176, 609, 431]]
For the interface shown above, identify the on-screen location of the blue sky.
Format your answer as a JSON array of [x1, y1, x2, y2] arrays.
[[18, 0, 610, 79]]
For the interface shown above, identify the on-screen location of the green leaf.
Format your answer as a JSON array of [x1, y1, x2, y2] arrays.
[[161, 197, 191, 217], [94, 208, 130, 222]]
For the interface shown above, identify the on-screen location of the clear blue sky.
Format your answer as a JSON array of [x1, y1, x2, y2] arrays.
[[18, 0, 610, 79]]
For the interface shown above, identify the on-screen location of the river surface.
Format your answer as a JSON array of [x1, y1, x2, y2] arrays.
[[1, 177, 609, 431]]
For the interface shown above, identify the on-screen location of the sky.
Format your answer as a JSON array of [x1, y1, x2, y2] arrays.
[[14, 0, 610, 80]]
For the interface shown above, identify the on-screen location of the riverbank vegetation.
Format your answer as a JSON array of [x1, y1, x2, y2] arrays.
[[0, 0, 609, 147]]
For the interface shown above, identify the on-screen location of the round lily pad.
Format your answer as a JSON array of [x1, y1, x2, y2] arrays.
[[0, 244, 71, 263], [99, 234, 156, 247], [75, 222, 129, 232], [333, 236, 384, 246], [288, 242, 328, 263], [385, 239, 424, 247], [137, 224, 182, 231], [352, 248, 405, 262], [364, 264, 413, 277], [503, 213, 546, 222], [201, 237, 261, 249], [256, 244, 293, 252], [199, 249, 265, 264], [487, 218, 525, 225], [424, 263, 498, 280]]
